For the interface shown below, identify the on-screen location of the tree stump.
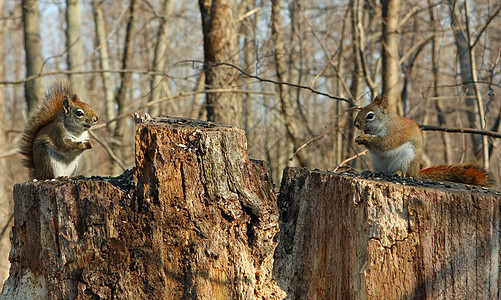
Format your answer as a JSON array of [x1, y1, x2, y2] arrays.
[[1, 117, 285, 299], [274, 167, 500, 299]]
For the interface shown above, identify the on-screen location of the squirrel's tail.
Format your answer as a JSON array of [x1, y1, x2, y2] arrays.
[[419, 163, 491, 186], [20, 80, 73, 172]]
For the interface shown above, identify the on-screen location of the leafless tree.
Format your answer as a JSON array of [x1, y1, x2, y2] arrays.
[[112, 0, 140, 176], [22, 0, 44, 113], [381, 0, 402, 112], [92, 0, 115, 131], [149, 0, 174, 116], [199, 0, 242, 127], [0, 2, 14, 285], [428, 0, 452, 164], [271, 0, 308, 167], [66, 0, 88, 100]]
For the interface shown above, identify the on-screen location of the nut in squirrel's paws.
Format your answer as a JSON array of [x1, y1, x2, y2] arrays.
[[355, 135, 370, 145]]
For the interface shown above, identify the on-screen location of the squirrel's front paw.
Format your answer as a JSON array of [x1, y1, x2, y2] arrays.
[[355, 135, 370, 145], [84, 140, 95, 149], [78, 140, 95, 149]]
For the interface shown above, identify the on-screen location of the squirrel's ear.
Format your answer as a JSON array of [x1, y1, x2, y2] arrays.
[[63, 96, 71, 114], [373, 95, 389, 111]]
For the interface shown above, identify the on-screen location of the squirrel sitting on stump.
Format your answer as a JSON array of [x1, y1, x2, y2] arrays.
[[20, 80, 98, 180], [354, 95, 491, 186]]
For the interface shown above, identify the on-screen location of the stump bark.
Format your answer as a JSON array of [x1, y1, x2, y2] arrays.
[[1, 117, 285, 299], [274, 167, 501, 299]]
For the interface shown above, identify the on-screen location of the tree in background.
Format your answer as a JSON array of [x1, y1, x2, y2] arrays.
[[199, 0, 241, 127], [0, 1, 13, 285], [381, 0, 402, 113], [92, 0, 115, 131], [112, 0, 139, 176], [22, 0, 44, 114], [66, 0, 88, 100], [149, 0, 174, 117]]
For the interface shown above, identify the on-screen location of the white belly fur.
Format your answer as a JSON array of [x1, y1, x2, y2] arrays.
[[370, 142, 415, 174], [47, 131, 89, 177], [49, 150, 82, 177]]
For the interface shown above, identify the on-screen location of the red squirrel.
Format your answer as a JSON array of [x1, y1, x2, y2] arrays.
[[354, 95, 490, 186], [20, 80, 98, 180]]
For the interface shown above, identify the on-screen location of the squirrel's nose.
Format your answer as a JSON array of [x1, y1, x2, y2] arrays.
[[354, 120, 359, 128]]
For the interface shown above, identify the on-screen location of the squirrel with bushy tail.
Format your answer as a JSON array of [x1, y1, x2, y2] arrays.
[[354, 95, 490, 186], [20, 80, 98, 180]]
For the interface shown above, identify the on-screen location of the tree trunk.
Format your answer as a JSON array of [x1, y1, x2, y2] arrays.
[[2, 117, 285, 299], [199, 0, 241, 127], [448, 0, 482, 160], [274, 167, 501, 299], [65, 0, 88, 100], [344, 0, 364, 165], [381, 0, 402, 113], [0, 8, 13, 286], [22, 0, 44, 114], [428, 0, 452, 165], [189, 71, 206, 120], [112, 0, 139, 176], [240, 0, 257, 146], [92, 0, 115, 131], [271, 0, 308, 167], [148, 0, 174, 116]]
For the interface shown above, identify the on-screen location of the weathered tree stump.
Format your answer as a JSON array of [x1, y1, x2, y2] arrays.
[[4, 116, 501, 299], [274, 167, 500, 299], [1, 117, 285, 299]]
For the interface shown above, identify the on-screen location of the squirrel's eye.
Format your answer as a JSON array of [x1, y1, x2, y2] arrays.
[[366, 112, 375, 120], [75, 109, 85, 118]]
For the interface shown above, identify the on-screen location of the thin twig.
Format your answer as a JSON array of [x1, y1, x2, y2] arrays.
[[0, 148, 19, 159], [485, 49, 500, 118], [0, 69, 175, 85], [0, 213, 14, 239], [89, 131, 127, 171], [471, 5, 501, 49], [333, 149, 368, 172], [288, 129, 336, 161]]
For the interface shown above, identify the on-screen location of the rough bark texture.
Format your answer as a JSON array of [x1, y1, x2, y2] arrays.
[[274, 167, 500, 299], [1, 117, 284, 299]]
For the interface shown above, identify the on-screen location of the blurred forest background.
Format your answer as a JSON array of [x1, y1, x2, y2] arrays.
[[0, 0, 499, 286]]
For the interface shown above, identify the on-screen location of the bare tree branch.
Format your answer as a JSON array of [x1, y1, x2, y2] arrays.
[[486, 49, 500, 117], [471, 5, 501, 49], [419, 124, 501, 139], [89, 131, 127, 171], [182, 60, 356, 106], [333, 149, 368, 172]]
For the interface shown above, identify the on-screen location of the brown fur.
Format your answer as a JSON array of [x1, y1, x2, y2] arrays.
[[419, 164, 491, 186], [19, 80, 98, 179], [355, 95, 491, 186]]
